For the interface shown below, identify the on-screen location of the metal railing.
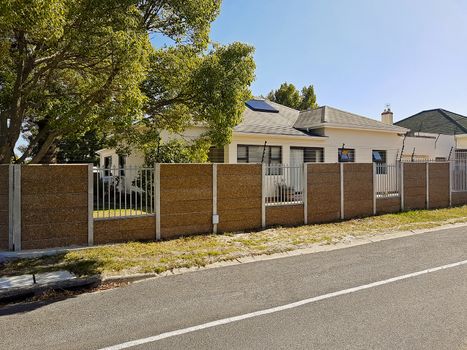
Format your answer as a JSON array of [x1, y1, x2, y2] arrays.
[[451, 160, 467, 192], [93, 166, 155, 219], [375, 163, 401, 198], [264, 164, 304, 206]]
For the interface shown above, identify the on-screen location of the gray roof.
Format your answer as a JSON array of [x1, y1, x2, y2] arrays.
[[235, 100, 408, 137], [295, 106, 408, 133], [395, 109, 467, 135], [234, 100, 313, 137]]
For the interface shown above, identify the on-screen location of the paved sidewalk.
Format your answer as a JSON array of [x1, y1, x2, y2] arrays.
[[0, 271, 76, 290]]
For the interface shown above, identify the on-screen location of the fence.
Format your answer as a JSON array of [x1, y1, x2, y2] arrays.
[[451, 160, 467, 192], [263, 164, 304, 206], [2, 161, 467, 251], [374, 163, 401, 198], [93, 166, 155, 219]]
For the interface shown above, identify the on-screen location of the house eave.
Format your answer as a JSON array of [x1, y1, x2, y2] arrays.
[[233, 131, 328, 141], [304, 123, 408, 135]]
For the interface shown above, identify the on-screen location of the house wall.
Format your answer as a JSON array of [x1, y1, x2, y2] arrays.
[[455, 135, 467, 150], [0, 165, 9, 250], [98, 126, 207, 168], [402, 134, 455, 160], [21, 165, 89, 250], [227, 133, 327, 164], [228, 128, 403, 165], [320, 128, 403, 163]]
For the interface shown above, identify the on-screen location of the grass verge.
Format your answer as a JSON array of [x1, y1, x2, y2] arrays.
[[2, 206, 466, 278]]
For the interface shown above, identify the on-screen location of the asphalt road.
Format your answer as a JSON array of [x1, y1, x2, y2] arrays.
[[1, 226, 466, 350]]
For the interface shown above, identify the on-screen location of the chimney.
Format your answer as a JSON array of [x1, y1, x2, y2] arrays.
[[381, 105, 394, 125]]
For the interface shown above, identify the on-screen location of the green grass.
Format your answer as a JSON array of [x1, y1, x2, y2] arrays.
[[2, 206, 467, 278]]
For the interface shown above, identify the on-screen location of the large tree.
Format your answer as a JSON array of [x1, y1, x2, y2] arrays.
[[0, 0, 249, 164], [127, 42, 255, 163], [268, 82, 318, 110]]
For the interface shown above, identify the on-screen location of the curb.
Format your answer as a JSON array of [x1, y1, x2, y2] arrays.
[[2, 221, 467, 299], [99, 221, 467, 286], [0, 276, 101, 304]]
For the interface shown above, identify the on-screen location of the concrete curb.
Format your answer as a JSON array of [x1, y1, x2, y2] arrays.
[[0, 276, 101, 304], [100, 221, 467, 285]]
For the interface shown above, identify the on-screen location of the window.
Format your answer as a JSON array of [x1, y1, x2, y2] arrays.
[[338, 148, 355, 163], [291, 147, 324, 163], [208, 147, 225, 163], [104, 156, 112, 176], [237, 145, 282, 174], [118, 155, 126, 176], [372, 150, 387, 174]]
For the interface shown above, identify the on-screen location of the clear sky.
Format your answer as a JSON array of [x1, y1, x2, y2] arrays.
[[209, 0, 467, 122]]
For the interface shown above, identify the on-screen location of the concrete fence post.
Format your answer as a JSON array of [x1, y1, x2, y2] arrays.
[[303, 163, 308, 225], [372, 163, 377, 215], [449, 161, 453, 207], [261, 163, 266, 229], [11, 165, 21, 251], [426, 162, 430, 209], [400, 162, 405, 211], [87, 164, 94, 246], [212, 164, 218, 234], [155, 163, 161, 241], [8, 165, 14, 251], [340, 163, 344, 220]]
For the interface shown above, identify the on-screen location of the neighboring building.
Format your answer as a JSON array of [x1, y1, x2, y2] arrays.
[[98, 99, 409, 168], [395, 109, 467, 160]]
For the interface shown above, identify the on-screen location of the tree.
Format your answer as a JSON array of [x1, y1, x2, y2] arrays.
[[0, 0, 224, 164], [121, 42, 256, 161], [267, 83, 300, 109], [299, 85, 318, 110], [55, 129, 108, 164], [267, 83, 318, 110]]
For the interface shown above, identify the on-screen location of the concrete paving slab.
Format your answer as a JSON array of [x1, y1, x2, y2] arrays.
[[0, 271, 76, 290]]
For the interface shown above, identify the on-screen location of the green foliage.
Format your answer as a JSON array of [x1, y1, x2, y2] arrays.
[[0, 0, 235, 164], [56, 129, 108, 164], [143, 138, 211, 165], [268, 83, 318, 110], [128, 41, 255, 162]]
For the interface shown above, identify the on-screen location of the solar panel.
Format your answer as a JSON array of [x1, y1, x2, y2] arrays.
[[245, 99, 279, 113]]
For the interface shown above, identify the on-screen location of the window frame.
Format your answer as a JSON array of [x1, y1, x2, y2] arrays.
[[290, 147, 325, 163], [372, 150, 387, 174], [338, 148, 355, 163], [237, 144, 282, 175]]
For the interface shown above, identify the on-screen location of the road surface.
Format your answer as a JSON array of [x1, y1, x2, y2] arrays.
[[1, 226, 466, 349]]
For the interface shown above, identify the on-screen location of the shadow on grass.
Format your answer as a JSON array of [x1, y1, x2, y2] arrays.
[[0, 254, 106, 314], [0, 253, 104, 277]]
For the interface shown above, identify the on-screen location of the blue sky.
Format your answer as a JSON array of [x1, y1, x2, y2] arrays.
[[209, 0, 467, 122]]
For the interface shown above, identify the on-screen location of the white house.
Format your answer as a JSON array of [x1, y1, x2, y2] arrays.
[[395, 108, 467, 161], [97, 99, 410, 168]]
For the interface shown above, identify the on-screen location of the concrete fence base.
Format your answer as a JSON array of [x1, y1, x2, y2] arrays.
[[1, 162, 466, 252]]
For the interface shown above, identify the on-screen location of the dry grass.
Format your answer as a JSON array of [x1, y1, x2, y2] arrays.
[[2, 206, 467, 278]]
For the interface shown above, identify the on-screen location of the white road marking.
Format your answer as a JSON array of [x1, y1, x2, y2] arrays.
[[99, 259, 467, 350]]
